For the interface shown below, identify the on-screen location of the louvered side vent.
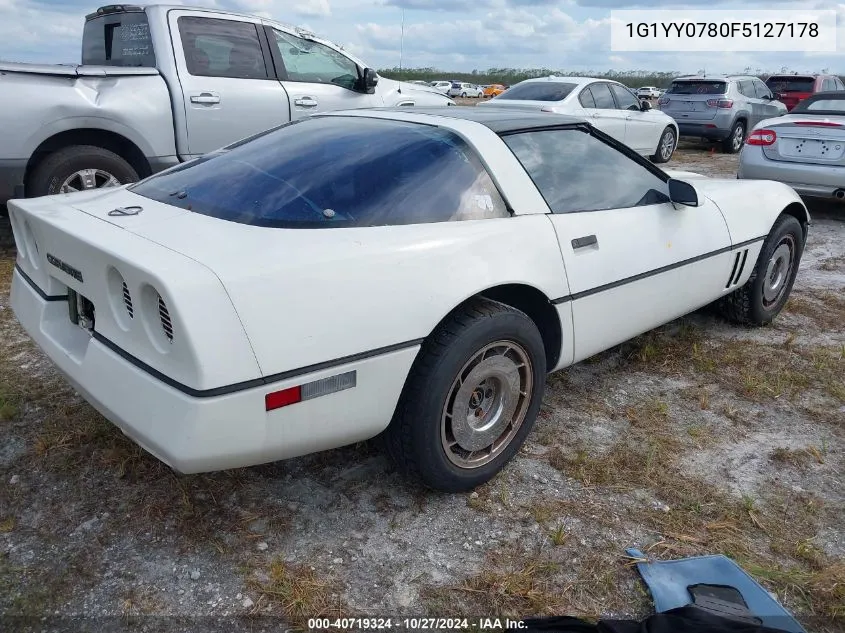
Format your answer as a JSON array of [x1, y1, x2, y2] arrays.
[[121, 281, 134, 319], [157, 294, 173, 343], [726, 249, 749, 288]]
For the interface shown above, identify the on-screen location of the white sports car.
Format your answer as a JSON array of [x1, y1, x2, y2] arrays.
[[8, 107, 809, 492]]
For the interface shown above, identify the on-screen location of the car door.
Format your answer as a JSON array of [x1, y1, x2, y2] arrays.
[[739, 79, 767, 128], [576, 82, 627, 142], [265, 26, 380, 119], [169, 12, 292, 158], [501, 126, 733, 362], [609, 83, 656, 153]]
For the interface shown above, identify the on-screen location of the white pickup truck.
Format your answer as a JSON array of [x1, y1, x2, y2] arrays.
[[0, 4, 454, 204]]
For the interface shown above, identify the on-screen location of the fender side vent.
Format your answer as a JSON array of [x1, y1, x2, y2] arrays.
[[726, 249, 749, 288]]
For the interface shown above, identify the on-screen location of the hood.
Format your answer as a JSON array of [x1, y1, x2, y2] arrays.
[[663, 169, 709, 180], [377, 76, 455, 106]]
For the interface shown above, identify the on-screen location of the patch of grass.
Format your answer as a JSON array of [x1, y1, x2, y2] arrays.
[[818, 255, 845, 272], [771, 446, 825, 468], [250, 559, 346, 624], [549, 523, 568, 546], [785, 292, 845, 331], [0, 516, 14, 533], [0, 391, 17, 421]]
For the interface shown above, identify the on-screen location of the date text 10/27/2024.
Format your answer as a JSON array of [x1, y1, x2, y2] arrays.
[[305, 618, 528, 630]]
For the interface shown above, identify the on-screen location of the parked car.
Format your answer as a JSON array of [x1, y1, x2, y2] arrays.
[[764, 74, 845, 112], [479, 76, 679, 162], [448, 82, 483, 98], [738, 91, 845, 201], [637, 86, 661, 99], [484, 84, 506, 98], [659, 75, 787, 153], [0, 4, 454, 206], [430, 80, 452, 94], [7, 107, 809, 491]]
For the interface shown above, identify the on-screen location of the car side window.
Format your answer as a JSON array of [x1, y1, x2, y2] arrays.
[[178, 17, 268, 79], [823, 78, 835, 91], [610, 84, 640, 111], [752, 79, 771, 99], [503, 128, 670, 214], [738, 80, 756, 98], [579, 87, 597, 108], [589, 83, 616, 109], [272, 29, 359, 90], [836, 78, 845, 90]]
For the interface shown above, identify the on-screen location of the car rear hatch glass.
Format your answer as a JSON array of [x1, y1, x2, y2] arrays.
[[765, 75, 814, 110], [760, 118, 845, 166], [493, 82, 577, 102], [661, 80, 727, 120], [128, 116, 509, 228], [82, 7, 156, 67]]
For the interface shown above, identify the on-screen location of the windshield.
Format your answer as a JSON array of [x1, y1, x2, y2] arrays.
[[129, 117, 509, 228], [495, 82, 578, 102], [766, 76, 815, 93], [667, 81, 727, 95]]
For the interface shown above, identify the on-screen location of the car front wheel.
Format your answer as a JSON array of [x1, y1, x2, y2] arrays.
[[384, 297, 546, 492], [652, 126, 676, 163], [716, 214, 805, 325]]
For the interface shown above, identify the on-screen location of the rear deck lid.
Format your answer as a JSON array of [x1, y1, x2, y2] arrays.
[[758, 115, 845, 166], [660, 79, 727, 121]]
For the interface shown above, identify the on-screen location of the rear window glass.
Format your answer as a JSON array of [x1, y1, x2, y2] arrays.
[[667, 81, 726, 95], [129, 117, 509, 228], [792, 97, 845, 114], [82, 11, 155, 67], [766, 76, 815, 93], [496, 82, 577, 102]]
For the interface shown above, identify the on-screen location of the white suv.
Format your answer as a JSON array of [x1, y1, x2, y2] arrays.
[[637, 86, 661, 99], [430, 81, 452, 95], [448, 82, 483, 98]]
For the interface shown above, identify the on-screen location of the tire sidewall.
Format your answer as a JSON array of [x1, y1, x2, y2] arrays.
[[39, 151, 138, 197], [725, 121, 745, 153], [654, 126, 676, 163], [748, 216, 804, 323], [409, 310, 546, 491]]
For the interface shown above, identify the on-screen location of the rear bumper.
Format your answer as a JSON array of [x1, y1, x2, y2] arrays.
[[676, 122, 731, 140], [0, 159, 26, 206], [11, 267, 418, 473], [738, 147, 845, 198]]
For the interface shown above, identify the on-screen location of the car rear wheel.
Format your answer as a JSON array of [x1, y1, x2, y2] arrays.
[[652, 126, 676, 163], [29, 145, 139, 198], [716, 214, 804, 325], [722, 120, 746, 154], [383, 297, 546, 492], [461, 92, 467, 98]]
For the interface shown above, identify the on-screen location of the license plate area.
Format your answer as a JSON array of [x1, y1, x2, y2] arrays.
[[780, 138, 845, 160], [67, 288, 95, 334]]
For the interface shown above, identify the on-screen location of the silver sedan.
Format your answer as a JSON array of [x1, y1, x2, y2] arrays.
[[738, 91, 845, 201]]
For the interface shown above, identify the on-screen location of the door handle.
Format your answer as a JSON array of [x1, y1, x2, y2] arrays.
[[190, 93, 220, 105], [571, 235, 598, 249], [294, 96, 318, 108]]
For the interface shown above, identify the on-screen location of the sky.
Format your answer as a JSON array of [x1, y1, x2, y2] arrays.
[[1, 0, 844, 73]]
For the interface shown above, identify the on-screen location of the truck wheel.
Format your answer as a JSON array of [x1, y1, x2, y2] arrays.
[[716, 214, 804, 326], [29, 145, 139, 198], [722, 120, 746, 154], [384, 297, 546, 492]]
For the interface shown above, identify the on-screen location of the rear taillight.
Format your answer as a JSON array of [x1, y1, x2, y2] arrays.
[[706, 99, 733, 108], [794, 121, 842, 127], [747, 129, 777, 146], [658, 96, 669, 105]]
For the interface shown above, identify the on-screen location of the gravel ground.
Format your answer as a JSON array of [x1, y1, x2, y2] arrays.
[[0, 147, 843, 633]]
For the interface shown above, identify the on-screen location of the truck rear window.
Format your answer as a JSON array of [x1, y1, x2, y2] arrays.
[[667, 81, 726, 95], [129, 116, 510, 228], [82, 11, 156, 67]]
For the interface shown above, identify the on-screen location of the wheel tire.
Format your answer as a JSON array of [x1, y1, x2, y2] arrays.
[[651, 126, 677, 163], [461, 92, 467, 98], [716, 214, 805, 326], [722, 120, 746, 154], [383, 297, 546, 492], [29, 145, 139, 198]]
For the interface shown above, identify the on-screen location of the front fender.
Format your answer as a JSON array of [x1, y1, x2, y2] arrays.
[[694, 178, 809, 243]]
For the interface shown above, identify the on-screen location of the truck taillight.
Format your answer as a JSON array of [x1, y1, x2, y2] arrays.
[[706, 99, 734, 108], [747, 129, 777, 146]]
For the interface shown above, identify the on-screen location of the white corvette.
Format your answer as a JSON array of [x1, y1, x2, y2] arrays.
[[8, 107, 809, 492]]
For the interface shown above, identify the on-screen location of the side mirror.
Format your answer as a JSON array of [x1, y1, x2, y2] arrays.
[[668, 178, 699, 207], [640, 100, 652, 111], [360, 67, 379, 94]]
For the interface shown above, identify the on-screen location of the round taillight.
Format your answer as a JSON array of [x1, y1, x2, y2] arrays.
[[747, 129, 777, 146]]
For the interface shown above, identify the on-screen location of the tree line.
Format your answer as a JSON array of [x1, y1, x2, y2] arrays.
[[378, 67, 845, 88]]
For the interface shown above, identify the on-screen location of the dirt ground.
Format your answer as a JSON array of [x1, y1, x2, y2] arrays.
[[0, 145, 843, 633]]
